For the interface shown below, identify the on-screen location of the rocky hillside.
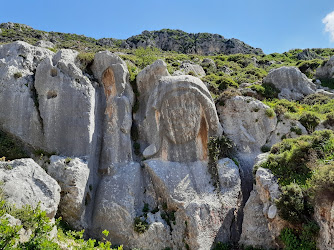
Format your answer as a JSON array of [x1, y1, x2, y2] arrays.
[[0, 24, 334, 250], [100, 29, 264, 55], [0, 22, 262, 55]]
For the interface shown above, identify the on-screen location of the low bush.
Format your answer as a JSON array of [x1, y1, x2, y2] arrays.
[[299, 112, 320, 133], [301, 93, 331, 105]]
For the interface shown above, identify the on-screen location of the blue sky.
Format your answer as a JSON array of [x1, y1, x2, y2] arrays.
[[1, 0, 334, 54]]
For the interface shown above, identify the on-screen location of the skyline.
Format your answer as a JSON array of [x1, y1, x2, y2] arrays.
[[1, 0, 334, 54]]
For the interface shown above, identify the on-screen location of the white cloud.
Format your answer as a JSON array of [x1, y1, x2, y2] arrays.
[[323, 11, 334, 42]]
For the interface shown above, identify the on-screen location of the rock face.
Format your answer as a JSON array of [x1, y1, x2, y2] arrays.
[[91, 59, 241, 250], [0, 41, 53, 149], [316, 56, 334, 79], [239, 165, 286, 249], [263, 66, 316, 100], [120, 29, 263, 55], [47, 156, 91, 230], [0, 158, 60, 218], [91, 51, 134, 169], [314, 198, 334, 250], [35, 49, 96, 156], [217, 96, 277, 198]]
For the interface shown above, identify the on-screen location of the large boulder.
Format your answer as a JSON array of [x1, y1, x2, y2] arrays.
[[0, 41, 53, 149], [218, 96, 277, 157], [0, 158, 60, 218], [35, 49, 96, 156], [173, 61, 206, 77], [47, 156, 91, 230], [316, 56, 334, 79], [263, 66, 316, 100]]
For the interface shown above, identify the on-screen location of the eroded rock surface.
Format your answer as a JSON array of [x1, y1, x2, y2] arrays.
[[0, 158, 60, 218], [240, 164, 286, 249], [47, 156, 91, 230], [0, 41, 53, 149], [263, 66, 316, 100]]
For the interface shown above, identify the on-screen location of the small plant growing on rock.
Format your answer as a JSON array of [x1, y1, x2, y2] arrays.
[[265, 108, 275, 118], [133, 217, 149, 234], [13, 72, 22, 79], [64, 157, 72, 164]]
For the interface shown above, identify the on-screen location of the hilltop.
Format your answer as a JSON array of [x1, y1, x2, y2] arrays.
[[0, 22, 263, 55]]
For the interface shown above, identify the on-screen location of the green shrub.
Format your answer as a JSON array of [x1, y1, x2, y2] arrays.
[[134, 47, 159, 68], [276, 183, 311, 223], [249, 83, 279, 99], [301, 93, 331, 105], [324, 112, 334, 127], [290, 126, 302, 135], [299, 112, 320, 133], [76, 52, 95, 73], [133, 217, 149, 234], [260, 145, 271, 153], [279, 222, 319, 250], [13, 72, 22, 79], [263, 130, 334, 186], [265, 108, 275, 118], [310, 163, 334, 195]]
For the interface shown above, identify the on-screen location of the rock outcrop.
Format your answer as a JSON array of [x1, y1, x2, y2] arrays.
[[173, 61, 206, 77], [120, 29, 263, 55], [314, 198, 334, 249], [35, 49, 96, 156], [239, 164, 286, 249], [0, 41, 53, 149], [91, 59, 241, 250], [316, 56, 334, 79], [263, 66, 316, 100], [0, 158, 60, 218], [47, 156, 91, 230]]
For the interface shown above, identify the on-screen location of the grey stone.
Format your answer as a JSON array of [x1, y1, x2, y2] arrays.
[[173, 61, 206, 77], [217, 96, 277, 156], [145, 159, 241, 250], [91, 51, 134, 169], [263, 66, 316, 100], [47, 156, 91, 230], [35, 40, 55, 48], [35, 49, 96, 156], [136, 73, 222, 162], [316, 56, 334, 79], [0, 158, 60, 218], [0, 41, 54, 149]]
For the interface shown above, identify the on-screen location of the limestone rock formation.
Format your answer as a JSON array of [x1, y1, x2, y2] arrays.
[[267, 118, 308, 147], [239, 165, 286, 249], [91, 51, 134, 169], [0, 41, 53, 149], [173, 61, 206, 77], [0, 158, 60, 218], [144, 159, 241, 249], [316, 56, 334, 79], [314, 198, 334, 250], [263, 66, 316, 100], [47, 156, 91, 230], [120, 29, 263, 55], [35, 49, 96, 156]]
